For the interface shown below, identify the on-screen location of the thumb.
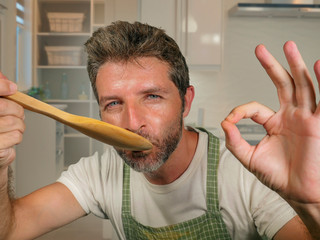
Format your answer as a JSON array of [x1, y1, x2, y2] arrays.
[[221, 101, 274, 169], [221, 117, 253, 169], [0, 148, 16, 169]]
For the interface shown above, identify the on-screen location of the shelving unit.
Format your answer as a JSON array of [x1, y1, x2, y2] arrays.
[[33, 0, 107, 168]]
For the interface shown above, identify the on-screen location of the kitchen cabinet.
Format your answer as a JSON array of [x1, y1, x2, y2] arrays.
[[139, 0, 222, 70], [34, 0, 105, 168]]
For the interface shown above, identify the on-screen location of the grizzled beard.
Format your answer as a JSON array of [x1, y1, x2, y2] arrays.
[[116, 114, 183, 173]]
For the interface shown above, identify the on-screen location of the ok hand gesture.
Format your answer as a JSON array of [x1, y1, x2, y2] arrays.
[[222, 40, 320, 209]]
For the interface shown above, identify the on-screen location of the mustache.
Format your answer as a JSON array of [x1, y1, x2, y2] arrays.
[[115, 129, 160, 154], [132, 129, 160, 148]]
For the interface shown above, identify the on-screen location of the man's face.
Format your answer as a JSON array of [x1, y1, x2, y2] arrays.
[[96, 57, 184, 173]]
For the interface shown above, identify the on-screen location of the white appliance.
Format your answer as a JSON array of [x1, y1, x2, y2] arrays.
[[229, 0, 320, 17]]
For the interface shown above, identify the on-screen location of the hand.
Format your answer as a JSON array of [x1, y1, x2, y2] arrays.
[[221, 41, 320, 204], [0, 73, 25, 170]]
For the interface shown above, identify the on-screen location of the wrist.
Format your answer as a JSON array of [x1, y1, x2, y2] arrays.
[[0, 166, 15, 239], [0, 166, 10, 194]]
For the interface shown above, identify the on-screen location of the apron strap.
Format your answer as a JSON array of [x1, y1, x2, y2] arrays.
[[122, 162, 131, 214], [196, 127, 220, 212]]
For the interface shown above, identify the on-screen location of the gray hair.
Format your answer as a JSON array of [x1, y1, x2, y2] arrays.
[[84, 21, 190, 103]]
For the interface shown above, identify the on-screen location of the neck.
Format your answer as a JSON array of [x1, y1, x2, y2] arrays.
[[143, 128, 198, 185]]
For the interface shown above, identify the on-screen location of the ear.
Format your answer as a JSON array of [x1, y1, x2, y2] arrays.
[[183, 86, 195, 118]]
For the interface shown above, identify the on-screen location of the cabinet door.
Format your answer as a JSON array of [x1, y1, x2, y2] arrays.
[[139, 0, 222, 70], [183, 0, 222, 69], [139, 0, 178, 40]]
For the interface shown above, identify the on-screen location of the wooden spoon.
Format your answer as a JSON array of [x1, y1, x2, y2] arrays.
[[5, 91, 152, 151]]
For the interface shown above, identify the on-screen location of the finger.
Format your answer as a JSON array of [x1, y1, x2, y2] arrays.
[[255, 44, 296, 107], [0, 98, 25, 118], [224, 101, 275, 126], [221, 119, 254, 169], [0, 130, 24, 149], [315, 59, 320, 83], [283, 41, 316, 111], [0, 116, 25, 133], [314, 60, 320, 115], [0, 75, 17, 96], [221, 102, 275, 169]]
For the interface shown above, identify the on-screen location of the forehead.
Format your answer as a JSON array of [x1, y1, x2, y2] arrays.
[[96, 57, 173, 91], [98, 57, 169, 76]]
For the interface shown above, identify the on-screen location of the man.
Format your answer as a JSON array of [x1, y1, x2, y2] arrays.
[[0, 21, 319, 239]]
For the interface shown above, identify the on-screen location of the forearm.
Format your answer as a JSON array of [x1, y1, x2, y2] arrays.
[[288, 200, 320, 240], [0, 166, 15, 239]]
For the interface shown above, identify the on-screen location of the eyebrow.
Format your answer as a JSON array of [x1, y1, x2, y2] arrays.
[[99, 95, 118, 106], [140, 87, 169, 95], [99, 87, 170, 106]]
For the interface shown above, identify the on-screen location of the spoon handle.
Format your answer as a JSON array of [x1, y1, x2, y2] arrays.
[[4, 91, 152, 150], [5, 91, 70, 123]]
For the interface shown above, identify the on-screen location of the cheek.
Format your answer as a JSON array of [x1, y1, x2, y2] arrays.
[[148, 106, 176, 127], [152, 107, 182, 132], [100, 113, 121, 125]]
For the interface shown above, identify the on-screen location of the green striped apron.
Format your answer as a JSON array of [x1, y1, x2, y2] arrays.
[[121, 129, 231, 239]]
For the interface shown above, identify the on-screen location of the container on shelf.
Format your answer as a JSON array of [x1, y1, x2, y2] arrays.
[[47, 12, 85, 32], [45, 46, 82, 66]]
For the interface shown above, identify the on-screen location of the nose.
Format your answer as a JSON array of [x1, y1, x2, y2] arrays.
[[122, 102, 145, 133]]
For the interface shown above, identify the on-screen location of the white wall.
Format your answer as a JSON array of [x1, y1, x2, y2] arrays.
[[185, 0, 320, 137]]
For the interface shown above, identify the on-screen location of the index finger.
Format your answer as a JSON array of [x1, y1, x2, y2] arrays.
[[221, 102, 274, 169]]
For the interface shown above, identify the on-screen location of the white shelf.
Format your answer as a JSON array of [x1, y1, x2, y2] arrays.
[[37, 65, 87, 69]]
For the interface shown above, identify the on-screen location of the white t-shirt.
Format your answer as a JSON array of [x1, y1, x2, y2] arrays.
[[57, 130, 296, 240]]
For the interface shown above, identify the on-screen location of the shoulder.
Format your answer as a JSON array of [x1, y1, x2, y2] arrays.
[[57, 145, 125, 218], [65, 145, 124, 176]]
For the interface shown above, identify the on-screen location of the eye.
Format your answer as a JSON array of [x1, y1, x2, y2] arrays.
[[147, 94, 160, 100], [107, 101, 119, 107], [104, 100, 120, 111]]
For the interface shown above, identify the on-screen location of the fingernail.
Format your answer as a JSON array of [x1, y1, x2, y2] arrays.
[[9, 82, 17, 92]]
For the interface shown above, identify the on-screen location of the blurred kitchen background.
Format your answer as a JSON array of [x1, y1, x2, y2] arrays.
[[1, 0, 320, 239]]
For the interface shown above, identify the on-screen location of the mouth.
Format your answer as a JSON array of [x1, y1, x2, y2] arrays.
[[117, 132, 156, 155], [131, 147, 153, 155], [116, 145, 153, 155]]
